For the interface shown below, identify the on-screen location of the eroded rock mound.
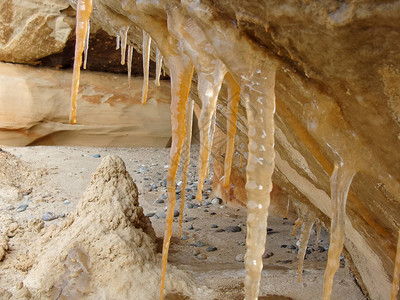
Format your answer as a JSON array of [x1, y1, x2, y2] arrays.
[[19, 155, 195, 299]]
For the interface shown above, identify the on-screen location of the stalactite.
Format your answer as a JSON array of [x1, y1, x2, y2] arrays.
[[83, 19, 90, 70], [178, 99, 194, 237], [159, 55, 194, 300], [69, 0, 92, 125], [322, 163, 357, 300], [155, 46, 163, 86], [223, 72, 240, 188], [142, 30, 152, 105], [195, 62, 227, 202], [120, 26, 129, 65], [127, 44, 134, 89]]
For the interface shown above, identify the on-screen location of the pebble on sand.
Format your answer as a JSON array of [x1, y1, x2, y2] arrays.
[[225, 226, 242, 232], [41, 212, 59, 221]]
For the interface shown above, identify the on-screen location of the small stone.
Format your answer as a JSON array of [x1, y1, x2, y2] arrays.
[[188, 225, 194, 230], [279, 260, 292, 264], [205, 201, 212, 206], [139, 166, 148, 173], [235, 253, 245, 262], [92, 154, 101, 158], [206, 246, 217, 252], [210, 212, 216, 216], [306, 249, 312, 255], [180, 234, 189, 240], [160, 194, 168, 199], [16, 204, 28, 212], [210, 224, 218, 228], [63, 200, 70, 205], [41, 212, 58, 221], [288, 245, 296, 250], [185, 217, 196, 222], [190, 240, 206, 247], [174, 210, 180, 217], [280, 244, 287, 248], [155, 199, 165, 204], [211, 197, 223, 205], [187, 203, 194, 209], [196, 253, 207, 260], [156, 212, 166, 219], [238, 241, 245, 246], [204, 209, 209, 212], [324, 245, 330, 251], [145, 212, 156, 217], [317, 246, 325, 252], [194, 228, 201, 232], [262, 252, 274, 259], [215, 229, 225, 233], [225, 226, 241, 232]]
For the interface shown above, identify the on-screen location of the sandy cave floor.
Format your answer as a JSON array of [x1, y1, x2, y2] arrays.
[[0, 145, 367, 300]]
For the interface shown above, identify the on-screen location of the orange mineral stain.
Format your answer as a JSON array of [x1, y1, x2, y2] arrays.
[[391, 229, 400, 300], [322, 162, 356, 300], [142, 30, 152, 105], [178, 99, 194, 237], [223, 72, 240, 188], [292, 217, 303, 236], [69, 0, 92, 124], [160, 55, 194, 300]]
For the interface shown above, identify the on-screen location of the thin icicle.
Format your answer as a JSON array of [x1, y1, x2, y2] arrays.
[[155, 47, 163, 86], [297, 213, 317, 282], [83, 19, 90, 69], [142, 30, 152, 105], [160, 55, 194, 300], [69, 0, 93, 124], [206, 110, 216, 178], [116, 34, 120, 50], [127, 45, 133, 89], [322, 162, 356, 300], [178, 99, 194, 237], [196, 61, 227, 202], [120, 26, 129, 65], [223, 72, 240, 188]]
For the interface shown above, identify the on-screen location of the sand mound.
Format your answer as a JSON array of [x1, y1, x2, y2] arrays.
[[15, 155, 197, 300]]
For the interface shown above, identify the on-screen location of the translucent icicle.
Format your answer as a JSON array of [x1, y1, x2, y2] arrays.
[[243, 69, 277, 300], [160, 57, 194, 300], [127, 45, 133, 89], [322, 163, 356, 300], [223, 72, 240, 188], [83, 19, 90, 70], [116, 34, 120, 50], [297, 217, 316, 282], [155, 47, 163, 86], [69, 0, 93, 124], [195, 62, 227, 201], [391, 229, 400, 300], [120, 26, 129, 65], [292, 217, 303, 236], [178, 99, 194, 237], [142, 30, 152, 105]]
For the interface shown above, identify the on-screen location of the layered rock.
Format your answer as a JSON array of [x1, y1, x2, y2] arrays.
[[0, 62, 172, 147]]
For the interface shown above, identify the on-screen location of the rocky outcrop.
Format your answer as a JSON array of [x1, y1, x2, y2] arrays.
[[0, 62, 172, 147]]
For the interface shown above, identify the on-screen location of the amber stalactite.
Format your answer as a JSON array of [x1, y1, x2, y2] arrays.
[[223, 72, 240, 188], [69, 0, 92, 124], [159, 55, 194, 300], [142, 30, 151, 105]]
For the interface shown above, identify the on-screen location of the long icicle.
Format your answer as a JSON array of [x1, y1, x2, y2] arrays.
[[155, 47, 163, 86], [195, 62, 227, 202], [116, 34, 120, 50], [83, 19, 90, 69], [297, 216, 316, 282], [69, 0, 92, 124], [120, 26, 129, 65], [243, 68, 277, 300], [178, 99, 194, 237], [391, 229, 400, 300], [322, 162, 356, 300], [160, 56, 194, 300], [142, 30, 152, 105], [127, 44, 133, 89], [223, 72, 240, 188]]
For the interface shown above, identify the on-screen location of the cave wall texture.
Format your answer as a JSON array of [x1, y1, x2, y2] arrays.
[[1, 0, 400, 299]]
